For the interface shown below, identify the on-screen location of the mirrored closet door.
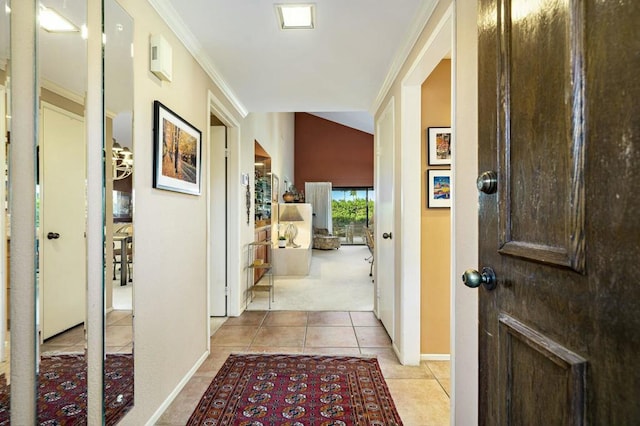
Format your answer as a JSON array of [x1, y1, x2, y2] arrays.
[[104, 0, 135, 422]]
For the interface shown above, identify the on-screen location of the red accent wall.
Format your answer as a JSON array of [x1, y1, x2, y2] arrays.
[[294, 113, 373, 189]]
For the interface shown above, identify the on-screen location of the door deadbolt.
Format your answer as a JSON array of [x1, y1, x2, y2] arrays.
[[477, 171, 497, 194], [47, 232, 60, 240]]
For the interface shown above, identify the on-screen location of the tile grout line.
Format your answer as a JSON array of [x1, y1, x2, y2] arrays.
[[423, 362, 451, 397], [303, 315, 309, 351], [247, 313, 265, 349]]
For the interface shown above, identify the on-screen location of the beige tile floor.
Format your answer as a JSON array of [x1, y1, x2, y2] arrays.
[[157, 310, 450, 425], [39, 309, 133, 355]]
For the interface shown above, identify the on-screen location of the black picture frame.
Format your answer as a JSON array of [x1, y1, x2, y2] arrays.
[[426, 169, 451, 208], [427, 127, 452, 166], [153, 100, 202, 195]]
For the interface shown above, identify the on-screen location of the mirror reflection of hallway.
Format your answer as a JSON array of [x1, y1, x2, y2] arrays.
[[104, 0, 135, 423]]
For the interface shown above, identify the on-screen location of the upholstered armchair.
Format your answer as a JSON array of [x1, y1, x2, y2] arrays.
[[312, 227, 341, 250]]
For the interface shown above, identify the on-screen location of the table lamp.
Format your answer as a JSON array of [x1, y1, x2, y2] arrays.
[[279, 205, 304, 248]]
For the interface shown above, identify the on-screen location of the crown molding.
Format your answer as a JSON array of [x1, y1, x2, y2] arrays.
[[147, 0, 248, 118], [41, 79, 85, 105], [369, 0, 438, 116]]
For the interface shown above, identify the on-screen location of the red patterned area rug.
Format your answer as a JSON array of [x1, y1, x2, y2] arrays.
[[187, 353, 403, 426], [0, 353, 133, 425]]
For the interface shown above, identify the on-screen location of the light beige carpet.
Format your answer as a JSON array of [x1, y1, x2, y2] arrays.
[[246, 245, 374, 311]]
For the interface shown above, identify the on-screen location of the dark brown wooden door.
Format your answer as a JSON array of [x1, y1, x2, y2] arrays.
[[477, 0, 640, 424]]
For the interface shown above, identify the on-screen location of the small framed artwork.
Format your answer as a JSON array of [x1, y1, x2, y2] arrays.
[[153, 100, 202, 195], [271, 173, 279, 202], [427, 169, 451, 208], [427, 127, 452, 165]]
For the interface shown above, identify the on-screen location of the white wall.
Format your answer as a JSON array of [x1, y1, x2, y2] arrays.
[[246, 113, 295, 195], [234, 112, 295, 314], [374, 0, 454, 364], [120, 3, 296, 419], [117, 3, 296, 417], [116, 0, 244, 422], [116, 2, 296, 420], [373, 0, 479, 423]]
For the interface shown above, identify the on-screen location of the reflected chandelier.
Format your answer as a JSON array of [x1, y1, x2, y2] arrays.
[[112, 140, 133, 180]]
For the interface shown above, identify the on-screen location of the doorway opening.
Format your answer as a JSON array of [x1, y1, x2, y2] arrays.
[[419, 59, 452, 364], [331, 187, 374, 245], [209, 113, 228, 318]]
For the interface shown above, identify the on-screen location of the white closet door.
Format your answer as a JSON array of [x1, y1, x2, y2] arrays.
[[40, 103, 86, 340], [375, 100, 395, 340]]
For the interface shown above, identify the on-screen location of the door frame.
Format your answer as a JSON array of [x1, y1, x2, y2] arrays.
[[397, 3, 479, 423], [206, 91, 241, 346], [398, 4, 454, 366], [208, 125, 227, 317]]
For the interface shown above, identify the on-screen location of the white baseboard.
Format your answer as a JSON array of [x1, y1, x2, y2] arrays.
[[392, 342, 403, 364], [145, 350, 210, 426], [421, 353, 451, 361]]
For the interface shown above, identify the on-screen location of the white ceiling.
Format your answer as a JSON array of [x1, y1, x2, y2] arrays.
[[149, 0, 436, 134], [0, 0, 436, 135]]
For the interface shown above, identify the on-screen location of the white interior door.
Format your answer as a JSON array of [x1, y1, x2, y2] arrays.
[[40, 102, 86, 340], [376, 99, 395, 339], [209, 125, 227, 316]]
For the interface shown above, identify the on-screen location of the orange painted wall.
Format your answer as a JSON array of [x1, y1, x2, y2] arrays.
[[421, 59, 452, 355], [294, 113, 373, 189]]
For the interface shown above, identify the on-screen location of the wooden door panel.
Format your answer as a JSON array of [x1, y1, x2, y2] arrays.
[[497, 0, 586, 272], [478, 0, 640, 424], [499, 314, 586, 425]]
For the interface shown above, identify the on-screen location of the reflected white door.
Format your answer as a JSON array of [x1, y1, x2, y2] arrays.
[[40, 103, 86, 340], [375, 99, 395, 339], [209, 125, 227, 316]]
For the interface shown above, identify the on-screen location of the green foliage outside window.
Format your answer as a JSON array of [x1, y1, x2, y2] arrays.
[[332, 198, 373, 228]]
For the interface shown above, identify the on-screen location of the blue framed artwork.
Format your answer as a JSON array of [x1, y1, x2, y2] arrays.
[[427, 169, 451, 208]]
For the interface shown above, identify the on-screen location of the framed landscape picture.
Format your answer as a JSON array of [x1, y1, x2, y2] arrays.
[[427, 169, 451, 208], [153, 100, 202, 195], [427, 127, 452, 165]]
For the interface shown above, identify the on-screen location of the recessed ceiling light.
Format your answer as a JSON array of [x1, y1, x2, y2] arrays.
[[39, 5, 79, 33], [275, 4, 315, 30]]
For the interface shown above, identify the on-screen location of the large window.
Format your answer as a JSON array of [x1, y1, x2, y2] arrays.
[[331, 187, 374, 245]]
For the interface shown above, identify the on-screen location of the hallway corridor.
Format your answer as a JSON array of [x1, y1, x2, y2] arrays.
[[157, 310, 450, 425]]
